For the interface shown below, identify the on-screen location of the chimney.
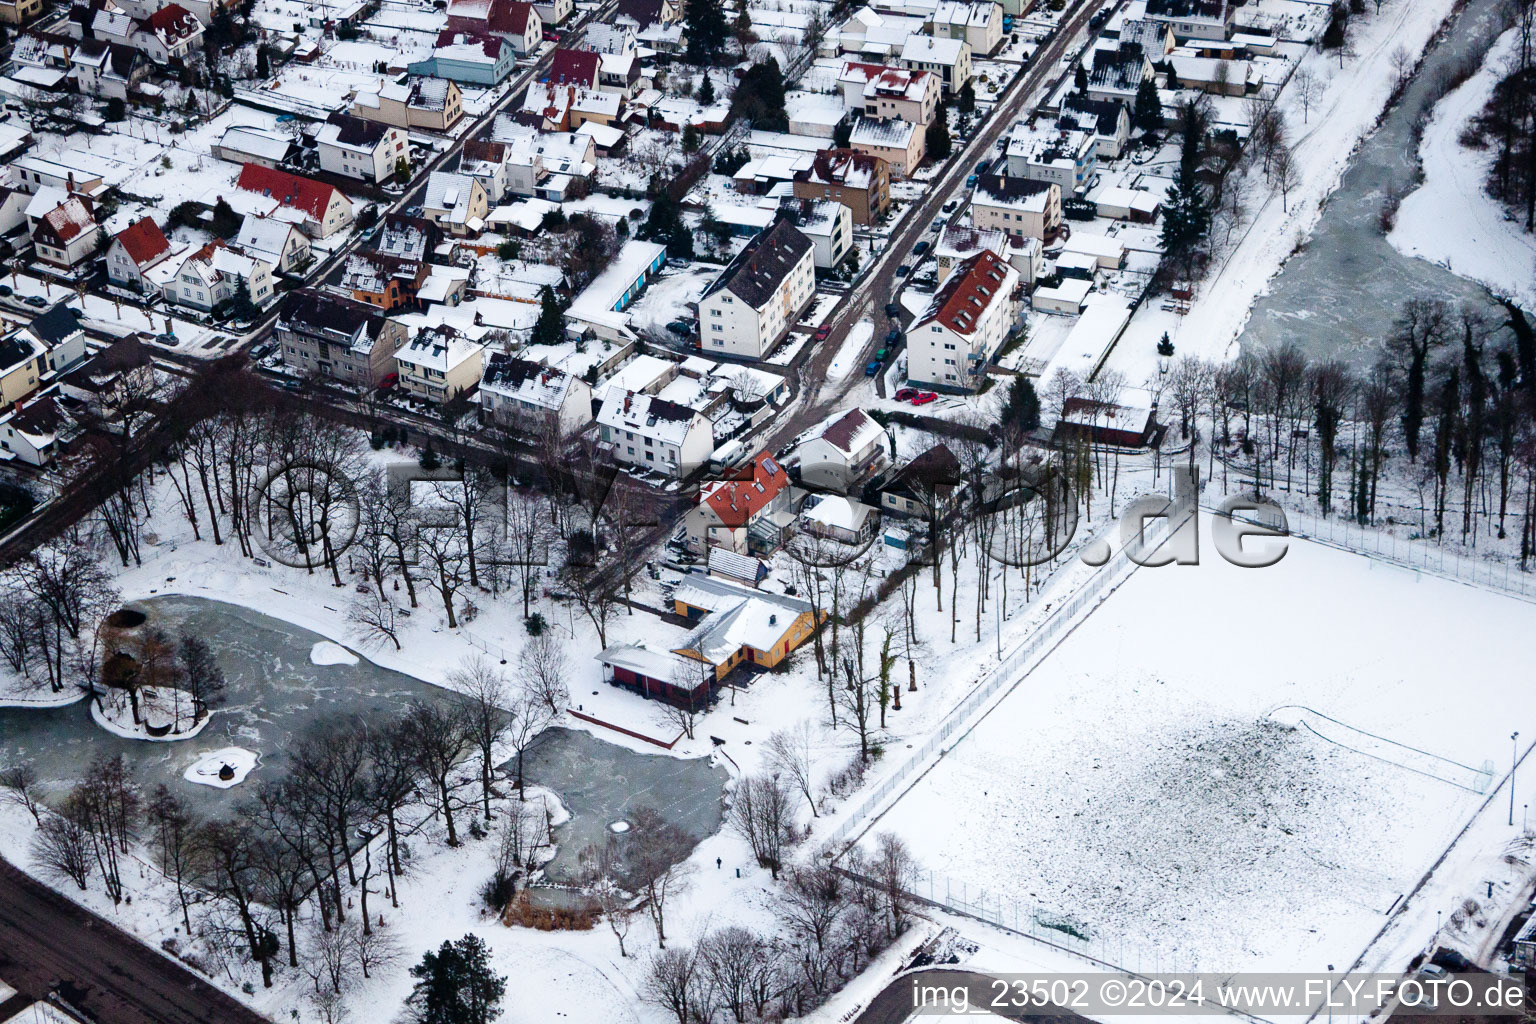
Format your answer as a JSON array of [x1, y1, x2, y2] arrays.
[[623, 390, 633, 413]]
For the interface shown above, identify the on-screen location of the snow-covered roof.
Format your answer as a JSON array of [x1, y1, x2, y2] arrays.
[[235, 215, 298, 265], [596, 389, 700, 445], [672, 575, 815, 665], [395, 324, 485, 371], [217, 125, 292, 163], [424, 171, 481, 224], [849, 115, 914, 148], [802, 494, 875, 532], [900, 33, 966, 65], [567, 240, 664, 332]]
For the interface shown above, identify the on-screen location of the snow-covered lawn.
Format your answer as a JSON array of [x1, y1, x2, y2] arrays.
[[875, 515, 1536, 973], [91, 686, 209, 742], [1388, 25, 1536, 311]]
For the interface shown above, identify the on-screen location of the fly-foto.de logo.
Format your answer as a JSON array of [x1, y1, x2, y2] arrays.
[[1082, 467, 1291, 570]]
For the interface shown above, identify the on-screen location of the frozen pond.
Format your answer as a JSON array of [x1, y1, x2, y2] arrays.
[[1238, 0, 1512, 364], [0, 599, 728, 873], [514, 727, 727, 886], [0, 596, 450, 811]]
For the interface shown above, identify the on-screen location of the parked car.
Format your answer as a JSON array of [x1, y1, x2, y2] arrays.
[[911, 391, 937, 405], [874, 347, 888, 361], [897, 264, 911, 277], [884, 302, 902, 318], [24, 295, 47, 308], [966, 174, 978, 187], [975, 159, 991, 175], [0, 285, 11, 297], [895, 387, 917, 401], [814, 323, 833, 341], [377, 372, 399, 390], [666, 319, 694, 336], [885, 327, 900, 344], [914, 240, 930, 256], [943, 199, 958, 213], [864, 360, 881, 376]]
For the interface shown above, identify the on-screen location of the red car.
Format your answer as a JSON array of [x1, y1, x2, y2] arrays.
[[814, 324, 833, 341], [911, 391, 938, 406], [894, 387, 917, 401]]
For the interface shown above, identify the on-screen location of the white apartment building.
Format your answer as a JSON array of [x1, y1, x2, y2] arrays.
[[908, 248, 1018, 392], [696, 220, 816, 359], [597, 390, 714, 478]]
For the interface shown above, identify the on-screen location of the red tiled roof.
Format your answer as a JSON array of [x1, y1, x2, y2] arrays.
[[488, 0, 536, 33], [549, 48, 599, 86], [146, 3, 199, 37], [701, 451, 788, 528], [113, 216, 169, 267], [921, 249, 1010, 337], [235, 163, 341, 222]]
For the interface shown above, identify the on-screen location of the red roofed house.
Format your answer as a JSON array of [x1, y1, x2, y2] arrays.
[[131, 3, 203, 63], [29, 192, 101, 270], [684, 450, 794, 555], [234, 163, 355, 238], [105, 217, 174, 292], [908, 248, 1019, 393], [792, 148, 891, 226], [548, 47, 599, 88], [446, 0, 542, 53]]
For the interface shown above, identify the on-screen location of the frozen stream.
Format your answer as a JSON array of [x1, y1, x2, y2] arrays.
[[1238, 0, 1516, 363]]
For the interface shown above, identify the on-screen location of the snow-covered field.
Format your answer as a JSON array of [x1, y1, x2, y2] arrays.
[[1388, 25, 1536, 311], [876, 515, 1536, 972]]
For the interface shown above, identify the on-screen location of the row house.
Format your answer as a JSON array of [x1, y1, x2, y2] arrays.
[[907, 248, 1019, 393], [350, 77, 464, 132], [0, 304, 87, 406], [696, 220, 816, 360], [773, 199, 854, 271], [341, 250, 430, 310], [792, 147, 891, 226]]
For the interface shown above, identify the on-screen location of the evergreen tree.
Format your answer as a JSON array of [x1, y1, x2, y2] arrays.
[[731, 58, 787, 130], [1073, 65, 1088, 92], [925, 109, 952, 161], [1132, 78, 1162, 132], [667, 222, 695, 260], [682, 123, 701, 153], [956, 79, 976, 115], [697, 72, 715, 105], [1001, 376, 1041, 432], [408, 935, 506, 1024], [1320, 1, 1349, 51], [833, 116, 852, 147], [210, 198, 240, 238], [640, 190, 682, 241], [685, 0, 729, 65], [1158, 102, 1210, 260], [255, 43, 270, 78], [1157, 332, 1175, 357], [531, 286, 565, 346]]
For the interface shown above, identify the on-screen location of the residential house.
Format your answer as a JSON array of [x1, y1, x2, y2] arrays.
[[907, 248, 1019, 392], [970, 173, 1062, 244], [105, 216, 172, 292], [409, 31, 517, 85], [8, 154, 106, 198], [1060, 94, 1131, 158], [1142, 0, 1233, 40], [0, 394, 71, 465], [213, 125, 296, 169], [774, 199, 853, 271], [341, 250, 430, 310], [597, 50, 641, 97], [394, 323, 486, 400], [447, 0, 542, 53], [670, 575, 822, 679], [459, 139, 515, 201], [57, 334, 158, 431], [163, 239, 276, 312], [28, 191, 100, 271], [479, 352, 594, 436], [585, 21, 634, 53], [0, 0, 45, 24], [0, 186, 28, 238], [1118, 17, 1175, 58], [596, 390, 713, 477], [838, 62, 940, 126], [422, 171, 489, 236], [792, 148, 891, 225], [235, 214, 311, 275], [801, 494, 879, 544], [1086, 44, 1150, 104], [684, 450, 793, 554], [1052, 394, 1158, 447], [931, 0, 1002, 56], [849, 114, 924, 177], [376, 213, 441, 263], [234, 164, 355, 238], [518, 82, 619, 131], [70, 39, 146, 98], [0, 305, 87, 405], [350, 77, 465, 132], [795, 408, 888, 492], [696, 220, 816, 359], [899, 33, 971, 94], [615, 0, 679, 29], [880, 442, 961, 517], [531, 0, 569, 26], [275, 288, 406, 387], [129, 4, 202, 63], [1005, 123, 1096, 193], [936, 222, 1042, 287], [1167, 54, 1257, 95], [549, 47, 600, 88], [316, 112, 409, 183]]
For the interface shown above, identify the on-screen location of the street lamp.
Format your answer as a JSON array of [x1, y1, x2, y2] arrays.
[[1326, 965, 1335, 1024], [1511, 731, 1520, 826]]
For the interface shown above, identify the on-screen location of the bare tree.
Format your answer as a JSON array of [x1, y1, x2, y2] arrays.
[[699, 925, 781, 1024], [349, 591, 403, 651], [418, 525, 470, 629], [504, 682, 558, 800], [404, 700, 474, 846], [450, 656, 511, 820], [1390, 43, 1414, 89], [32, 811, 93, 890], [517, 632, 568, 716], [0, 764, 43, 825], [503, 485, 553, 618], [777, 862, 846, 951], [872, 831, 916, 938], [1292, 66, 1322, 123], [629, 807, 693, 948], [146, 784, 200, 934], [303, 918, 357, 995], [643, 945, 707, 1024], [352, 920, 403, 979], [764, 722, 819, 816], [1273, 143, 1301, 212], [728, 773, 797, 879]]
